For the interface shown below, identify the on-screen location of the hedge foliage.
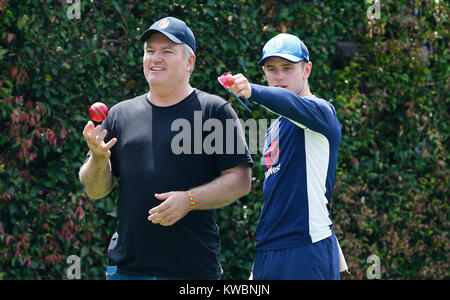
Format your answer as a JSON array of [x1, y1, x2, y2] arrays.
[[0, 0, 448, 279]]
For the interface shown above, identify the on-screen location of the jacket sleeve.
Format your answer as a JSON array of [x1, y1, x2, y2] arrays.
[[249, 83, 337, 136]]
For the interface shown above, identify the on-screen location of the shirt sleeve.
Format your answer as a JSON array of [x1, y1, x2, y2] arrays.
[[249, 83, 337, 136], [211, 102, 254, 172]]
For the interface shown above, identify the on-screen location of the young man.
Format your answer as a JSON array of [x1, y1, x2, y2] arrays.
[[79, 17, 253, 280], [230, 33, 342, 279]]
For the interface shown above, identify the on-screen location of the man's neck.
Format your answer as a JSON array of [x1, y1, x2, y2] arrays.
[[147, 83, 194, 107], [296, 83, 313, 97]]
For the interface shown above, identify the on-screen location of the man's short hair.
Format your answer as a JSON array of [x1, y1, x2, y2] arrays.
[[182, 43, 195, 75]]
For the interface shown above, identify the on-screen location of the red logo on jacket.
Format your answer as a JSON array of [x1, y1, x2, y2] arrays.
[[264, 141, 280, 168]]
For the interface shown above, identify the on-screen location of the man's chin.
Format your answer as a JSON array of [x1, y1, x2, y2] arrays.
[[146, 76, 167, 86]]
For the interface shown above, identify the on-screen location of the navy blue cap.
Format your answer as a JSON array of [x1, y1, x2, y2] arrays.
[[139, 17, 196, 54], [258, 33, 309, 66]]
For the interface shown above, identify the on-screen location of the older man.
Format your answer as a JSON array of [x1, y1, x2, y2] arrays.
[[79, 17, 252, 280]]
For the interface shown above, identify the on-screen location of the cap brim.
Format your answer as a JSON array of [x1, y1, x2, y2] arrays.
[[139, 29, 183, 44], [258, 53, 305, 66]]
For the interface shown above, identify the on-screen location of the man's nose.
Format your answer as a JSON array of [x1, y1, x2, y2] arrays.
[[151, 51, 163, 62], [274, 71, 285, 82]]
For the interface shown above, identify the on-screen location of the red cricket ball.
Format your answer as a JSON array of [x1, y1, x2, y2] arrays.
[[89, 102, 109, 122], [218, 72, 234, 88]]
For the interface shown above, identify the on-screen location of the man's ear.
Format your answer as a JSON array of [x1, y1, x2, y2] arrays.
[[262, 66, 268, 82], [303, 61, 312, 79], [188, 54, 196, 72]]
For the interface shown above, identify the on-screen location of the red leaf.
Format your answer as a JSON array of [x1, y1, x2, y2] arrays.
[[60, 129, 67, 139], [2, 193, 12, 201], [29, 153, 37, 161], [23, 257, 31, 268], [10, 67, 17, 80], [7, 33, 15, 43]]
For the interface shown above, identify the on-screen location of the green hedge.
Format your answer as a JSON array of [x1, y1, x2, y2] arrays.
[[0, 0, 448, 279]]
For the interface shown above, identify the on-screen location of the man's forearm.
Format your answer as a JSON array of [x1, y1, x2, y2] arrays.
[[147, 165, 252, 226], [79, 155, 115, 200], [190, 165, 251, 210]]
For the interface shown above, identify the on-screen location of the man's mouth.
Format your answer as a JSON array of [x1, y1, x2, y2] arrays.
[[150, 66, 165, 71], [275, 85, 288, 88]]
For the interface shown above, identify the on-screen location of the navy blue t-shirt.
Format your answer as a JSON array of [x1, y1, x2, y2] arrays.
[[249, 84, 341, 251], [89, 89, 252, 279]]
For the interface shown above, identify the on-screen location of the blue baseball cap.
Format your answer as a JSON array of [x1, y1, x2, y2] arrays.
[[139, 17, 196, 54], [258, 33, 309, 66]]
